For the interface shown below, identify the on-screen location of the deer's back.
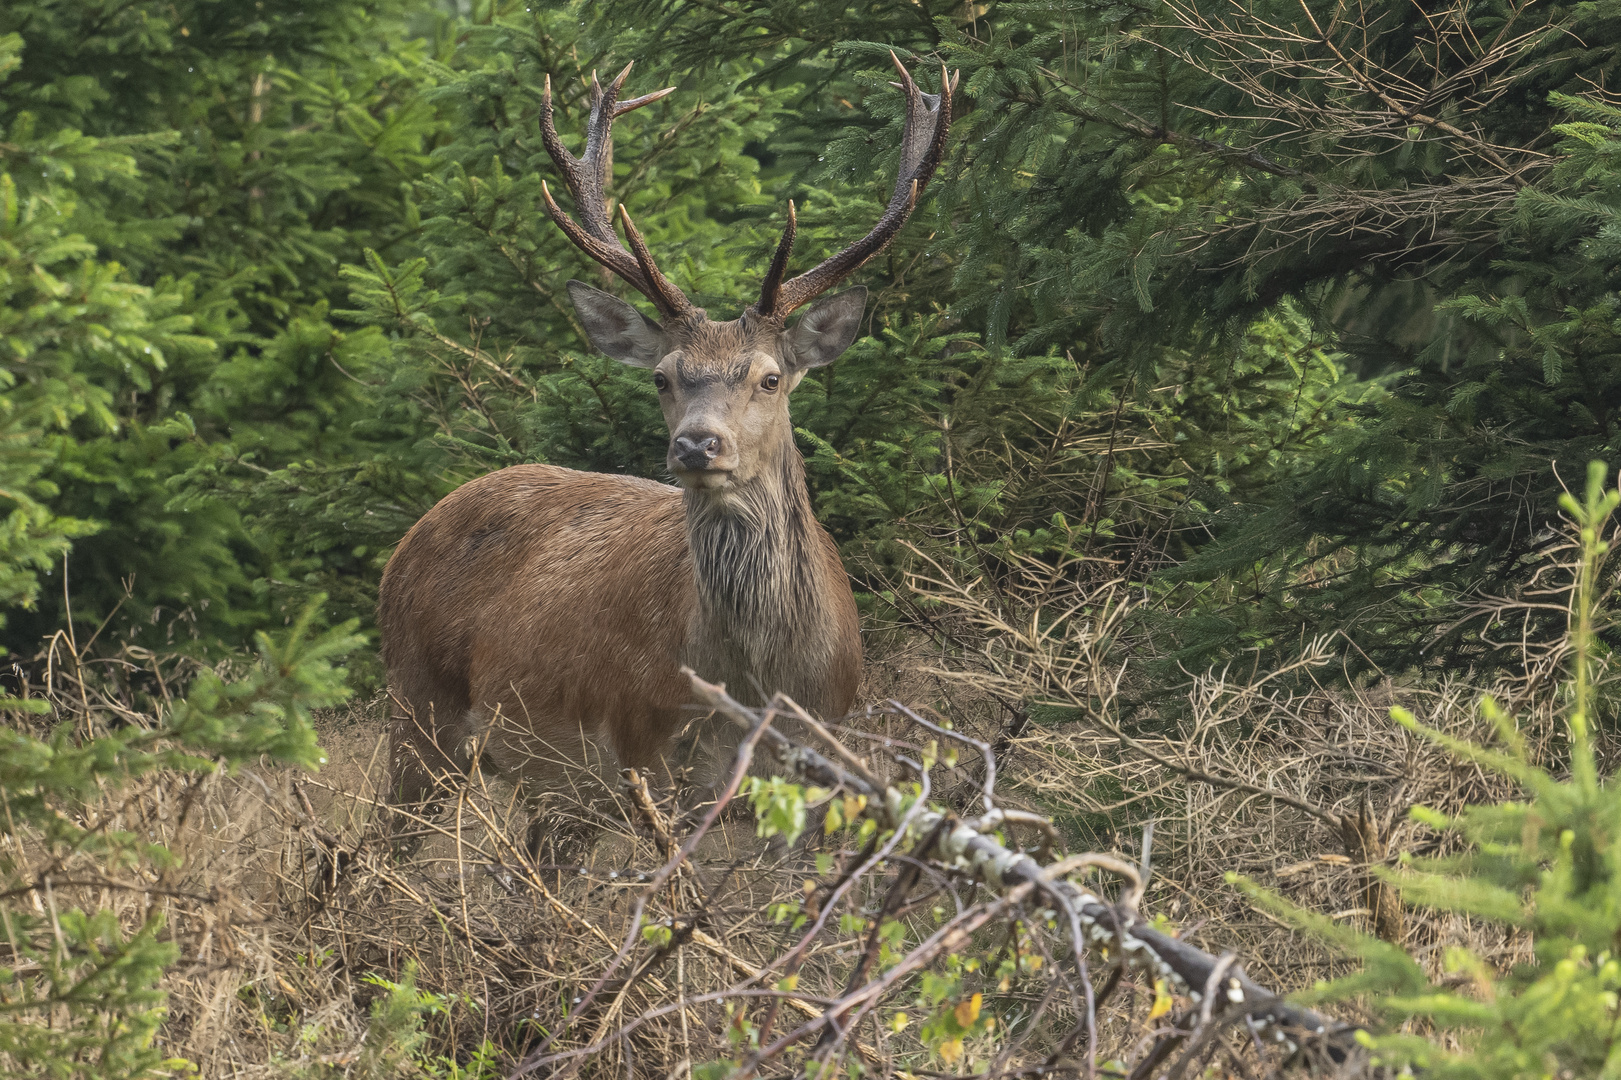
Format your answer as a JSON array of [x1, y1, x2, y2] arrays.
[[379, 464, 696, 780]]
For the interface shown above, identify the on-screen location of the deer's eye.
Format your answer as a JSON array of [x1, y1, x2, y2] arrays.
[[653, 372, 669, 391], [761, 373, 781, 392]]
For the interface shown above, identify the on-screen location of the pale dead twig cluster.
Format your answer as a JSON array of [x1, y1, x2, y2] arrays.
[[1148, 0, 1560, 267], [1162, 0, 1554, 170], [897, 510, 1618, 1063]]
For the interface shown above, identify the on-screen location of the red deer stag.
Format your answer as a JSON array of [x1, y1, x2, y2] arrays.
[[378, 57, 954, 806]]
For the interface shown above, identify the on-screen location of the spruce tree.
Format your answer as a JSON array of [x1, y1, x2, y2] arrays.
[[0, 0, 444, 653], [598, 0, 1621, 676]]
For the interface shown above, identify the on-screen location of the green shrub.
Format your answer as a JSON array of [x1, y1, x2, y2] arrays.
[[1238, 461, 1621, 1077], [0, 600, 359, 1078]]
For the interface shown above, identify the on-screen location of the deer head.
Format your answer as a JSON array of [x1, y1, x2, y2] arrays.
[[541, 58, 954, 495]]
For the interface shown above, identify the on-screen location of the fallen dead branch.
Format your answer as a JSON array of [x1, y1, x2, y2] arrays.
[[511, 670, 1362, 1080]]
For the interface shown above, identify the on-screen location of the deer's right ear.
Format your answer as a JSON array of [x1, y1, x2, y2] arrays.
[[567, 280, 668, 368]]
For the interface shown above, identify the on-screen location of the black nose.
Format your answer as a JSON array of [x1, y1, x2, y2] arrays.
[[674, 433, 722, 471]]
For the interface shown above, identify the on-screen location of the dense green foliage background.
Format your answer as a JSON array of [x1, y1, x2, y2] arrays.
[[3, 1, 1621, 1074], [1, 0, 1617, 667]]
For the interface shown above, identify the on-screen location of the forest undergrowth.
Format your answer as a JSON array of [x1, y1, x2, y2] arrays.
[[2, 465, 1613, 1078]]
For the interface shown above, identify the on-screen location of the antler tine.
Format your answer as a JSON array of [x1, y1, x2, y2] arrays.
[[539, 66, 696, 322], [756, 200, 797, 318], [617, 203, 693, 318], [753, 55, 954, 320], [615, 86, 678, 117]]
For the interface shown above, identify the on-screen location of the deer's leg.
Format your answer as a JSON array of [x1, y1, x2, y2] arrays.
[[388, 700, 471, 799], [382, 698, 477, 858]]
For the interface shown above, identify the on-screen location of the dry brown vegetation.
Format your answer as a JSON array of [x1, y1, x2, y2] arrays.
[[2, 533, 1600, 1079]]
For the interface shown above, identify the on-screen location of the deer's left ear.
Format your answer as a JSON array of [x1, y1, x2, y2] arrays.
[[785, 288, 867, 370]]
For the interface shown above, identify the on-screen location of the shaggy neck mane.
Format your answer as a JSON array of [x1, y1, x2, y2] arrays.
[[683, 440, 821, 634]]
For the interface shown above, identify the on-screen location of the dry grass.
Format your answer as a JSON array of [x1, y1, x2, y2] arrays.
[[2, 525, 1609, 1078], [141, 701, 814, 1077], [896, 524, 1619, 1062], [0, 652, 1342, 1079]]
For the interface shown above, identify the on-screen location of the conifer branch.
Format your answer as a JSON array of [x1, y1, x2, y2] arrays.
[[1030, 68, 1307, 179]]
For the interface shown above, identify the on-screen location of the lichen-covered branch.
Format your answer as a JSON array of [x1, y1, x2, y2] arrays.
[[686, 670, 1362, 1065]]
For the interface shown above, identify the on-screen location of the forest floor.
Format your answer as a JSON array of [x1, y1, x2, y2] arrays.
[[96, 624, 1537, 1076]]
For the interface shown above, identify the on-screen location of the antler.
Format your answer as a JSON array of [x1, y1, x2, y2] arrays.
[[540, 63, 698, 322], [753, 54, 956, 321]]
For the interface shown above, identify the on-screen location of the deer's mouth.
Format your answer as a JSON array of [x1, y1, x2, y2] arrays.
[[672, 467, 733, 490]]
